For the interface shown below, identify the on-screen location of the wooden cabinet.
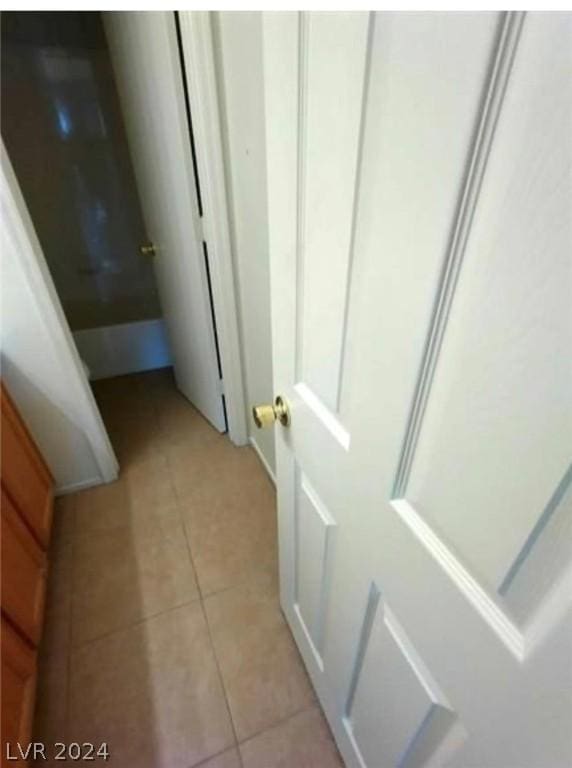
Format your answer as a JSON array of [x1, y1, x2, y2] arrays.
[[1, 618, 37, 756], [1, 383, 53, 764], [1, 489, 47, 646], [1, 389, 53, 548]]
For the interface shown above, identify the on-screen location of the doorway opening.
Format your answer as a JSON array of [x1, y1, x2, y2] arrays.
[[1, 10, 228, 472]]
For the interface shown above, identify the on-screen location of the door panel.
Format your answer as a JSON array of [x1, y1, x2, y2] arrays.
[[1, 616, 37, 756], [405, 13, 572, 592], [265, 11, 572, 768], [1, 385, 53, 548], [298, 13, 370, 411], [346, 590, 456, 768], [103, 12, 225, 432], [1, 489, 47, 646], [294, 471, 337, 662]]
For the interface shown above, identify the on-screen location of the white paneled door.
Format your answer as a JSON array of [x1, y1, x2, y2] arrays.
[[264, 12, 572, 767], [104, 13, 226, 432]]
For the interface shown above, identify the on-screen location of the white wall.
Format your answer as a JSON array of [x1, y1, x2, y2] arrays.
[[213, 12, 275, 477], [1, 146, 117, 493]]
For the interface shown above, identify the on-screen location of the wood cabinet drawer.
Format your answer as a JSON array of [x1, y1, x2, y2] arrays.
[[1, 386, 53, 548], [1, 616, 37, 762], [1, 488, 47, 646]]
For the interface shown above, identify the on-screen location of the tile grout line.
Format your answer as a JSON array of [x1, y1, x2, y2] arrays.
[[69, 597, 201, 653], [176, 504, 244, 767], [196, 572, 321, 765], [165, 436, 279, 604], [163, 438, 205, 605], [183, 701, 333, 768], [197, 596, 244, 768], [70, 381, 200, 653], [165, 439, 244, 768], [235, 701, 320, 754], [164, 425, 313, 765], [187, 745, 239, 768], [198, 570, 272, 603]]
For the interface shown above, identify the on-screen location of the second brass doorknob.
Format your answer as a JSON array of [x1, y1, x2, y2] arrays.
[[139, 242, 157, 257], [252, 396, 290, 429]]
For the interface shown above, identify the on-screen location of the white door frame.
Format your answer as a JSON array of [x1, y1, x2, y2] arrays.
[[1, 143, 119, 487], [178, 11, 248, 447]]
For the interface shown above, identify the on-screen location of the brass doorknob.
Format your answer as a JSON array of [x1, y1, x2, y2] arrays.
[[139, 242, 157, 257], [252, 396, 290, 428]]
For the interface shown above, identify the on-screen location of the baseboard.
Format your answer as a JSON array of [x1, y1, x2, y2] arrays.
[[249, 435, 276, 485], [55, 476, 107, 496], [73, 319, 172, 380]]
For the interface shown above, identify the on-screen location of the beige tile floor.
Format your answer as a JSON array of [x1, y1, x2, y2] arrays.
[[34, 369, 342, 768]]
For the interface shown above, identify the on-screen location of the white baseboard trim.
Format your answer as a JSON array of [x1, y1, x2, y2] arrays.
[[55, 476, 108, 496], [249, 435, 276, 485], [73, 319, 172, 381]]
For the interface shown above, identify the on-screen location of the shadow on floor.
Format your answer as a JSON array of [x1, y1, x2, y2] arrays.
[[34, 368, 341, 768]]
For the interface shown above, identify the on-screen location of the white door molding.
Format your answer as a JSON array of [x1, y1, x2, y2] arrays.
[[1, 143, 118, 486], [177, 11, 249, 447]]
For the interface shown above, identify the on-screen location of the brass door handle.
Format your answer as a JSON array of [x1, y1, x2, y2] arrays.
[[139, 242, 157, 257], [252, 396, 290, 428]]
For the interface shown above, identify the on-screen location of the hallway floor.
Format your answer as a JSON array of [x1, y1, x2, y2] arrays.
[[34, 369, 342, 768]]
